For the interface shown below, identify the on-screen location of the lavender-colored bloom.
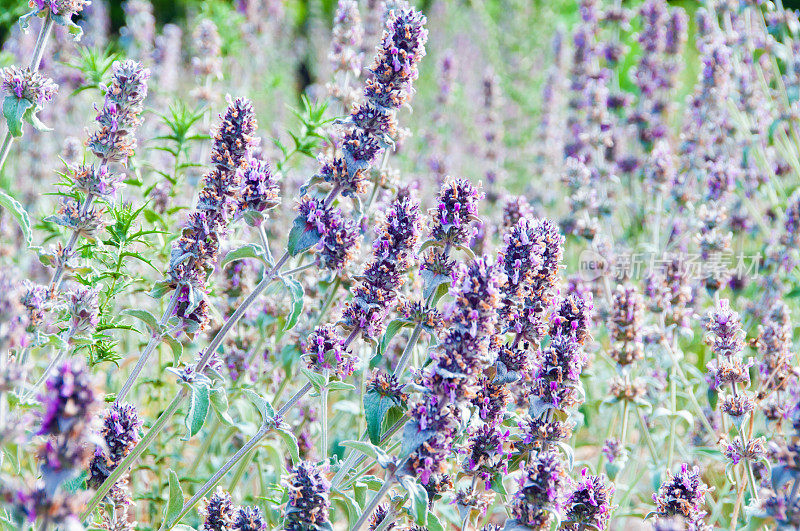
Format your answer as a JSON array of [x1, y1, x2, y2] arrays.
[[329, 0, 364, 78], [783, 189, 800, 248], [86, 60, 150, 165], [501, 196, 534, 230], [192, 19, 223, 80], [405, 256, 502, 485], [461, 423, 511, 489], [756, 301, 795, 391], [0, 66, 57, 105], [282, 461, 331, 530], [28, 0, 89, 19], [70, 164, 120, 199], [472, 375, 511, 425], [653, 463, 709, 526], [509, 219, 564, 341], [530, 334, 587, 410], [46, 199, 106, 241], [321, 8, 427, 196], [563, 469, 614, 530], [237, 157, 281, 222], [550, 293, 593, 346], [234, 506, 267, 531], [302, 324, 357, 380], [509, 451, 567, 529], [341, 196, 420, 339], [427, 177, 482, 246], [88, 403, 142, 488], [201, 487, 236, 531], [166, 97, 258, 330]]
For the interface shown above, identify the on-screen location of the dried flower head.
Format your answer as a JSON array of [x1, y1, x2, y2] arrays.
[[201, 488, 236, 531]]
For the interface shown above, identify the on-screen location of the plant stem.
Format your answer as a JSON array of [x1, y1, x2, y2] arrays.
[[353, 475, 396, 531], [114, 290, 180, 404], [228, 446, 256, 492], [391, 323, 423, 378], [321, 370, 330, 459], [48, 193, 95, 293], [313, 277, 341, 328], [668, 362, 677, 468], [334, 415, 407, 489], [169, 423, 270, 529], [635, 408, 659, 464], [164, 382, 314, 529], [660, 338, 718, 439]]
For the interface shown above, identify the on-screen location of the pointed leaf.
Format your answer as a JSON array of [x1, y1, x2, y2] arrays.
[[280, 277, 304, 331], [364, 390, 394, 444], [287, 214, 321, 256], [121, 309, 162, 336], [243, 388, 275, 422], [0, 188, 31, 246], [221, 244, 266, 268], [182, 382, 210, 441], [3, 96, 33, 137], [163, 469, 184, 528]]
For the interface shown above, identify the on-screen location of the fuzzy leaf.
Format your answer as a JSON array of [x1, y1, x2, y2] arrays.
[[163, 469, 184, 529], [276, 425, 301, 464], [339, 440, 387, 461], [3, 96, 33, 137], [243, 388, 275, 422], [221, 244, 266, 268], [280, 277, 304, 331], [209, 385, 235, 426], [150, 280, 172, 299], [379, 319, 411, 355], [301, 368, 327, 393], [121, 309, 162, 336], [162, 335, 183, 366], [287, 214, 321, 256], [23, 105, 51, 132], [182, 382, 209, 441], [327, 381, 356, 392], [364, 390, 394, 444], [399, 476, 428, 526], [0, 188, 32, 246]]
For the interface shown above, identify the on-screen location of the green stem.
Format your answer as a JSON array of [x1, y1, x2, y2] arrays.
[[114, 290, 180, 404], [228, 447, 256, 492], [313, 277, 341, 328], [391, 323, 423, 378], [353, 475, 395, 531], [321, 370, 330, 459], [635, 408, 659, 464], [668, 363, 677, 468]]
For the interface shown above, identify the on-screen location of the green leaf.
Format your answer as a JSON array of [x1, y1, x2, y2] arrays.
[[162, 335, 183, 366], [3, 96, 33, 137], [23, 105, 51, 132], [399, 476, 428, 526], [379, 319, 410, 355], [0, 188, 31, 246], [209, 385, 235, 426], [300, 368, 327, 393], [243, 388, 275, 422], [150, 280, 172, 299], [364, 391, 394, 444], [162, 469, 184, 529], [276, 425, 301, 464], [182, 382, 210, 441], [220, 244, 266, 268], [327, 381, 356, 392], [287, 214, 321, 256], [339, 440, 385, 460], [426, 513, 444, 531], [121, 309, 162, 336], [280, 277, 304, 331]]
